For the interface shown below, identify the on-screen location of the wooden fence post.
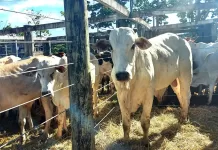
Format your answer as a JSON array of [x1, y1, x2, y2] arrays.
[[64, 0, 95, 149], [23, 25, 33, 57], [4, 44, 7, 56]]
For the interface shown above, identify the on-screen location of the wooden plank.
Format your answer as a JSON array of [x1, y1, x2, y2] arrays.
[[94, 0, 150, 29], [23, 25, 33, 57], [129, 18, 151, 29], [95, 0, 129, 16], [132, 2, 218, 16], [153, 18, 217, 30], [0, 14, 151, 35], [64, 0, 95, 149], [0, 22, 65, 35]]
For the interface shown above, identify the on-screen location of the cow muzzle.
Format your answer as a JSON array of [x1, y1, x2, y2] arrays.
[[115, 71, 130, 81], [42, 91, 51, 97]]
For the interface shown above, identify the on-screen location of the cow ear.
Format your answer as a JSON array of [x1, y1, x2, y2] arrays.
[[135, 37, 152, 50], [95, 40, 111, 51], [133, 28, 138, 33], [98, 59, 103, 65], [55, 66, 66, 73], [23, 67, 37, 77]]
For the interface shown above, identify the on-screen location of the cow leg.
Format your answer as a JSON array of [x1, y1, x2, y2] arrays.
[[56, 106, 65, 138], [141, 89, 153, 145], [26, 103, 34, 130], [117, 91, 131, 140], [18, 106, 27, 144], [40, 96, 53, 139], [101, 77, 105, 95], [63, 113, 68, 132], [198, 85, 203, 95], [171, 78, 190, 123], [93, 90, 99, 118], [207, 80, 216, 105], [106, 77, 110, 94]]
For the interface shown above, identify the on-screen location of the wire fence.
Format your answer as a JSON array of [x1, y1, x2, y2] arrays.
[[1, 4, 218, 149], [0, 8, 64, 22], [0, 41, 73, 44], [0, 55, 115, 148]]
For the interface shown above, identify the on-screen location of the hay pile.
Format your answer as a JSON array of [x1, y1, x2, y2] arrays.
[[1, 97, 218, 150]]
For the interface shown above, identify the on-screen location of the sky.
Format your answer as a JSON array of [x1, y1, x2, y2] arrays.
[[0, 0, 180, 37]]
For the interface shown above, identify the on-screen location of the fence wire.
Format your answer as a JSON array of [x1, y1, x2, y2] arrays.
[[0, 41, 73, 44], [0, 55, 112, 113], [0, 8, 64, 22], [0, 109, 67, 149]]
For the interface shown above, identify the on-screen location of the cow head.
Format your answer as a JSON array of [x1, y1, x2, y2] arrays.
[[95, 51, 113, 76], [23, 55, 67, 97], [94, 27, 152, 88]]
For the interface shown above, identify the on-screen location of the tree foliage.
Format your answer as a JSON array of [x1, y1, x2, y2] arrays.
[[51, 43, 67, 54], [167, 0, 218, 23], [134, 0, 169, 25], [26, 9, 51, 37]]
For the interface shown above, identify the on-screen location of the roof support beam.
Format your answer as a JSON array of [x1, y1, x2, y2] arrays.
[[153, 18, 218, 30], [132, 2, 218, 17], [94, 0, 150, 29], [0, 14, 151, 35], [95, 0, 129, 16]]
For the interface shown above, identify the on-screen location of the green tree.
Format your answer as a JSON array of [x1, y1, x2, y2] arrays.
[[60, 1, 128, 29], [26, 9, 51, 37], [0, 23, 24, 36], [134, 0, 169, 25], [51, 43, 67, 54], [167, 0, 218, 23]]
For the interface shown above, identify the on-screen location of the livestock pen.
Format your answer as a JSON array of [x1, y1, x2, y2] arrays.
[[0, 0, 218, 150]]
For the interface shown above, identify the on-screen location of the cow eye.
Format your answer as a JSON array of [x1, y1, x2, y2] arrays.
[[50, 72, 54, 80], [131, 44, 135, 50]]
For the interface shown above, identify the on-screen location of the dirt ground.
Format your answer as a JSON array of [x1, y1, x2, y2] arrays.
[[1, 94, 218, 150]]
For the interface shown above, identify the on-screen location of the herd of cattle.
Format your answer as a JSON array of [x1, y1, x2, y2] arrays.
[[0, 27, 218, 146]]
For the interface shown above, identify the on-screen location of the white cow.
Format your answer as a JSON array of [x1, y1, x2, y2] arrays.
[[186, 39, 218, 104], [38, 52, 113, 138], [94, 27, 193, 145], [0, 55, 65, 143], [0, 55, 21, 65], [0, 55, 21, 119]]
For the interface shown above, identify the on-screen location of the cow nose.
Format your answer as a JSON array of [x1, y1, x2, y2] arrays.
[[116, 72, 130, 81], [42, 91, 51, 97]]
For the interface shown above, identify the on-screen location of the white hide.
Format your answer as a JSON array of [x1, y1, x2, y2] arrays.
[[36, 55, 65, 95], [188, 41, 218, 104], [192, 51, 218, 104], [108, 27, 192, 143]]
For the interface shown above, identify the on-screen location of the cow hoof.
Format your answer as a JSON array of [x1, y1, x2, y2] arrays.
[[207, 102, 211, 105], [40, 132, 49, 143], [20, 136, 26, 145], [29, 129, 37, 135], [179, 116, 189, 124], [15, 144, 23, 150], [62, 129, 70, 137], [123, 135, 130, 141], [93, 112, 99, 119]]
